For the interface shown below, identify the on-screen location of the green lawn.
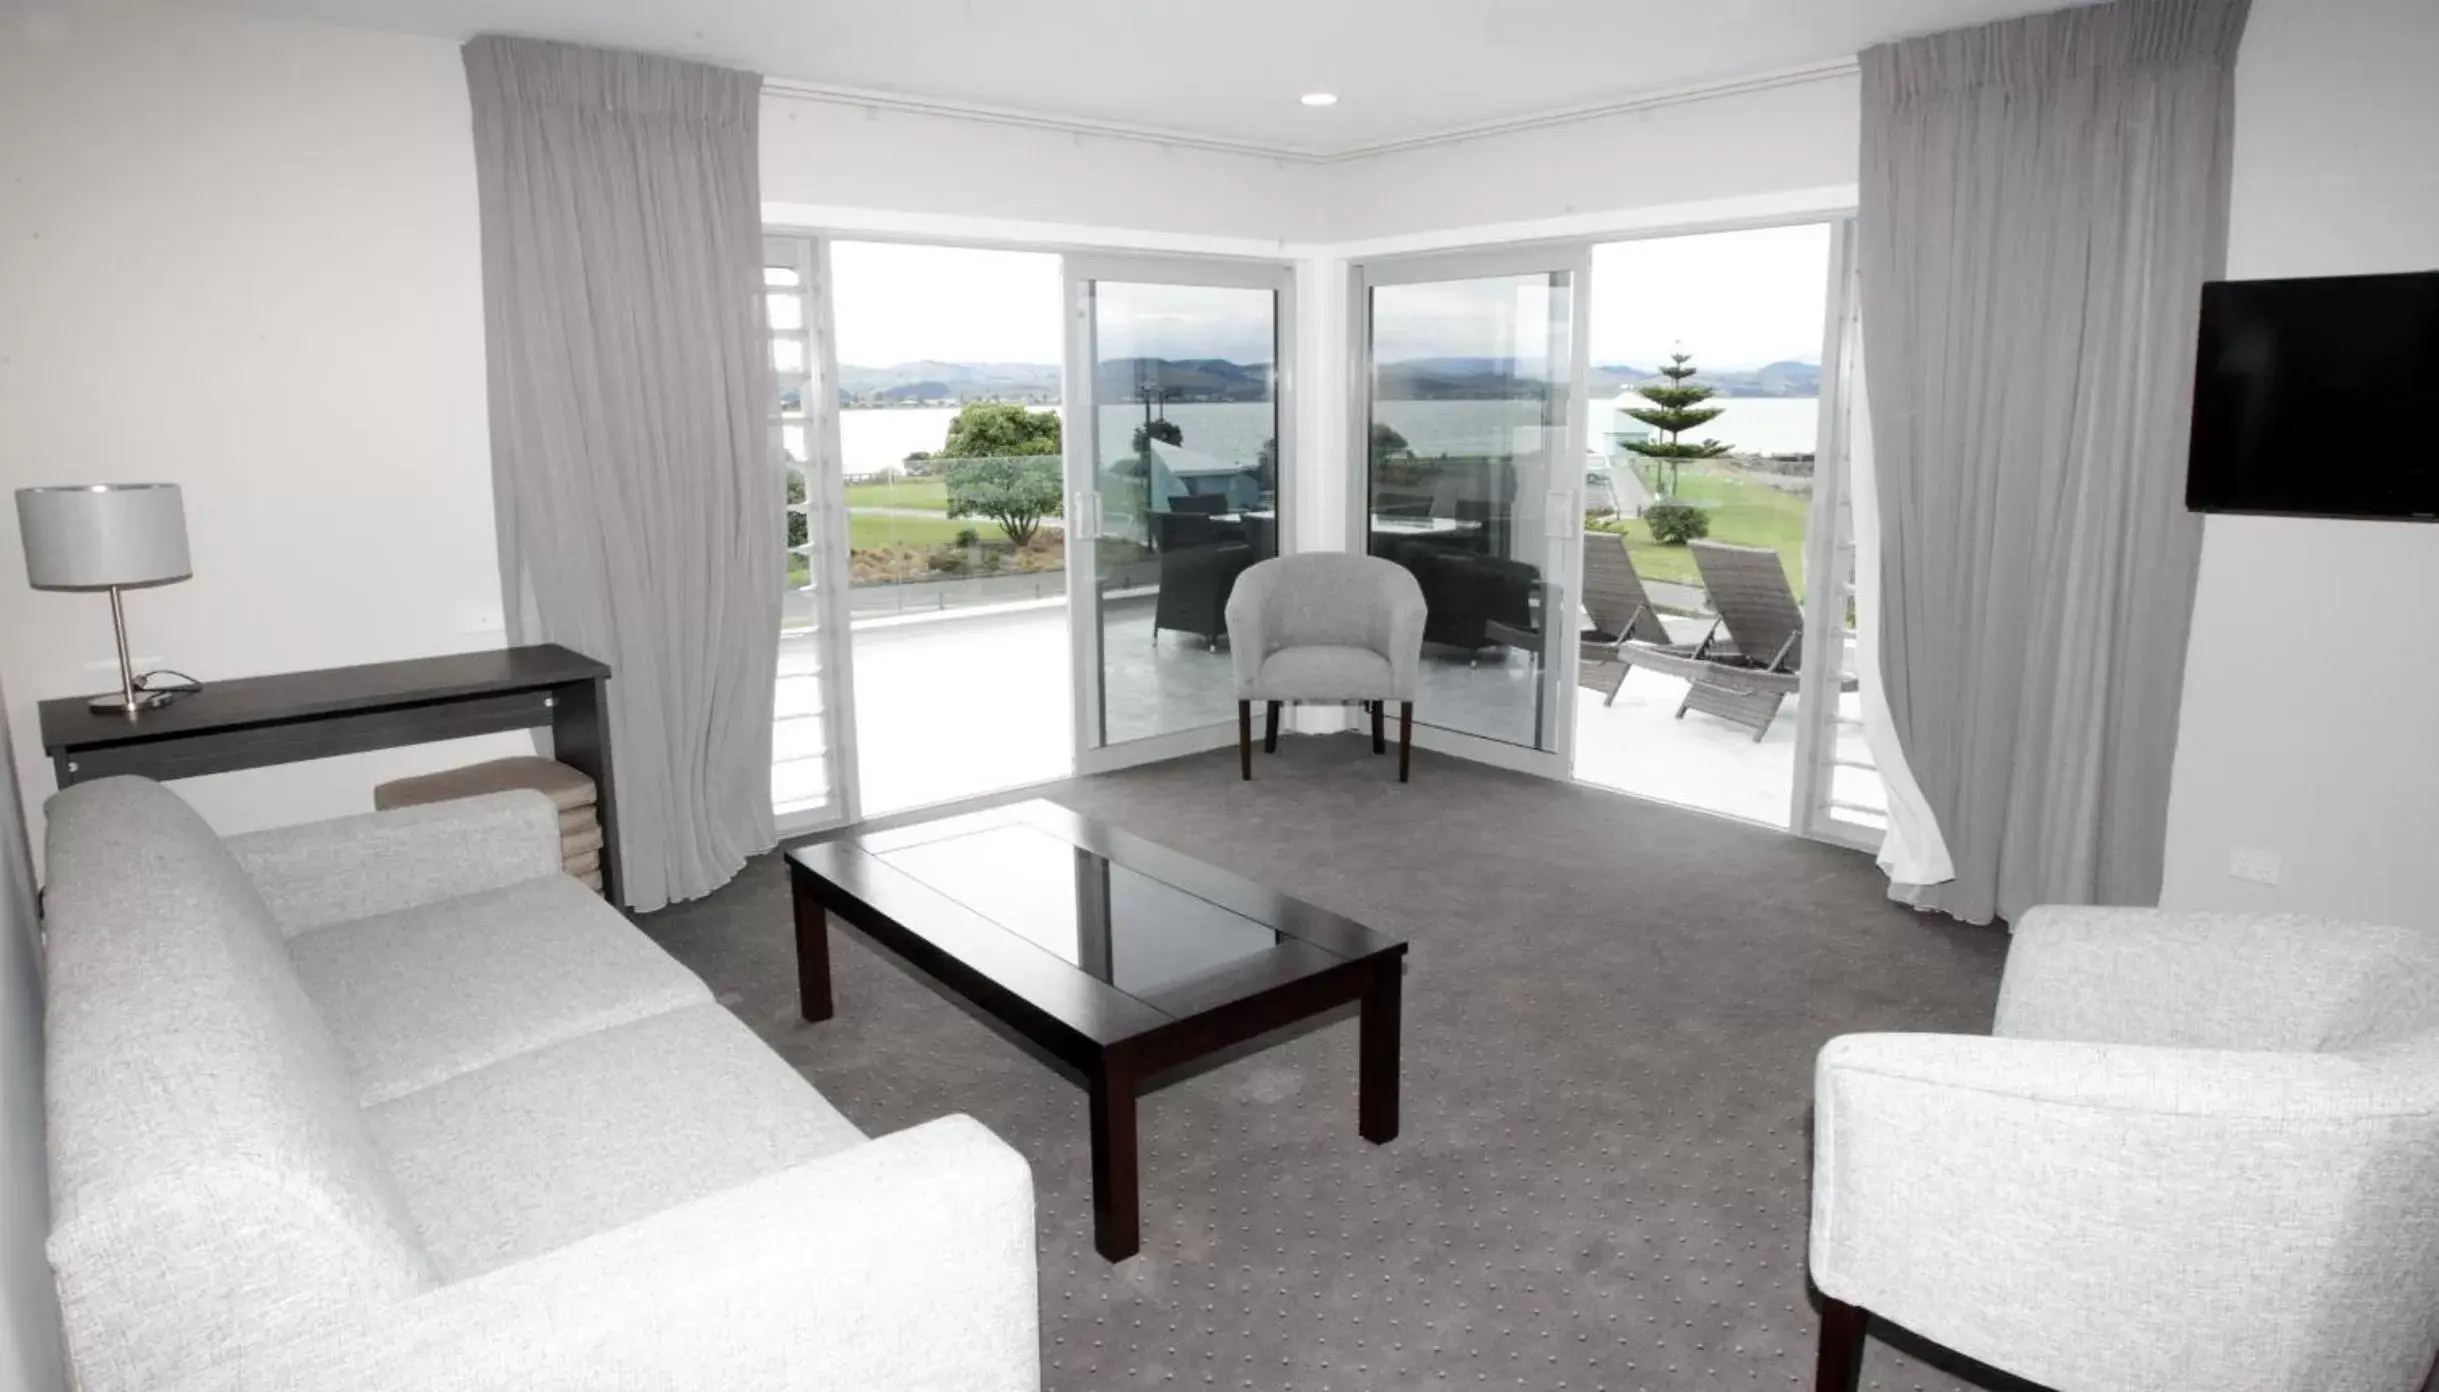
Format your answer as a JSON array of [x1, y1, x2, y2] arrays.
[[844, 477, 949, 511], [1596, 464, 1810, 594], [847, 513, 979, 549]]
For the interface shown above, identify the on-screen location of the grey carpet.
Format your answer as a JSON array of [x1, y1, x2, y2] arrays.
[[637, 735, 2022, 1391]]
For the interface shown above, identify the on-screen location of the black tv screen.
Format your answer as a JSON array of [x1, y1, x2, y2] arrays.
[[2188, 270, 2439, 520]]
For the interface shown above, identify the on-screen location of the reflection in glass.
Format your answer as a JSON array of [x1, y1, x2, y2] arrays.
[[1089, 281, 1280, 747], [876, 823, 1282, 998], [1365, 273, 1572, 750]]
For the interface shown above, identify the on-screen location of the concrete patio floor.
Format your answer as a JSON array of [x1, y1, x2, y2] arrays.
[[780, 594, 1889, 831]]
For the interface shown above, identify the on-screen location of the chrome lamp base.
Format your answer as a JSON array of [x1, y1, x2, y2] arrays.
[[85, 582, 187, 719]]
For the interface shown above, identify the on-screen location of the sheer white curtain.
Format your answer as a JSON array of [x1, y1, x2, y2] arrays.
[[1847, 332, 1951, 892]]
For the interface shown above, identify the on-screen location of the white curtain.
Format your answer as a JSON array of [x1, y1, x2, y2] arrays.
[[465, 37, 781, 910]]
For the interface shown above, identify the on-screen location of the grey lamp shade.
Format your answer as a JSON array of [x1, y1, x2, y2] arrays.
[[16, 484, 192, 591]]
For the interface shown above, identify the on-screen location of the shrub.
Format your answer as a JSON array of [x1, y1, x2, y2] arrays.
[[1643, 502, 1711, 545], [944, 456, 1063, 546]]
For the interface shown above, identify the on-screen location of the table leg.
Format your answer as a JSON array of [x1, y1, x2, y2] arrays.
[[1089, 1058, 1140, 1260], [1360, 963, 1401, 1143], [791, 870, 834, 1023]]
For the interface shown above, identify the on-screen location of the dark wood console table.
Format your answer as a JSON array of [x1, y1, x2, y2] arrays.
[[39, 644, 621, 905]]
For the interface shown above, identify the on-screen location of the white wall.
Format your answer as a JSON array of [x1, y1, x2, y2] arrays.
[[0, 2, 533, 850], [0, 2, 1324, 851], [2159, 0, 2439, 925], [1321, 69, 1861, 245], [759, 94, 1322, 244], [0, 669, 65, 1392]]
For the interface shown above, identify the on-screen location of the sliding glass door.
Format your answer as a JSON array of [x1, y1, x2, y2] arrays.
[[1064, 255, 1290, 773], [1354, 249, 1590, 771], [764, 233, 1293, 823]]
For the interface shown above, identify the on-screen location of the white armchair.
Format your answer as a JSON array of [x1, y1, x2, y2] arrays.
[[1810, 906, 2439, 1392], [1223, 554, 1427, 781]]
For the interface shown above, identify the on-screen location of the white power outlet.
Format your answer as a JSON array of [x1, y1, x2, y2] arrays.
[[2228, 848, 2284, 886]]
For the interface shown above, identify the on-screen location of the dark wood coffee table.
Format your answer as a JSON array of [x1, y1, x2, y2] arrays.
[[787, 799, 1407, 1260]]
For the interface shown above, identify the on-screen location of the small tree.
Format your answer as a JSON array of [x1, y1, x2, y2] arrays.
[[932, 401, 1063, 546], [940, 401, 1060, 459], [1622, 351, 1730, 502], [945, 457, 1063, 547], [1369, 420, 1411, 463]]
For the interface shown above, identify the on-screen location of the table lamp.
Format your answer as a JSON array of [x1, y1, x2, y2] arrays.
[[15, 483, 193, 715]]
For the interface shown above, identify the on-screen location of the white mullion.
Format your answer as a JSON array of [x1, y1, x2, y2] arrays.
[[802, 233, 862, 828]]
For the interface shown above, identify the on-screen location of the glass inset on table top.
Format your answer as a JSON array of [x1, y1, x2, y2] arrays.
[[873, 821, 1283, 998]]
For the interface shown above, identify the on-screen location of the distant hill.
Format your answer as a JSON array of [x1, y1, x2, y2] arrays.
[[1093, 357, 1271, 404], [830, 356, 1817, 407], [833, 358, 1274, 406], [1594, 359, 1820, 398], [836, 361, 1059, 404], [1376, 357, 1818, 401], [1374, 357, 1553, 400]]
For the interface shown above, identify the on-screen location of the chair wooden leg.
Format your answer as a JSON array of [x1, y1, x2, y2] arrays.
[[1371, 700, 1386, 754], [1397, 702, 1412, 783], [1237, 701, 1253, 780], [1813, 1298, 1868, 1392], [1264, 700, 1281, 753]]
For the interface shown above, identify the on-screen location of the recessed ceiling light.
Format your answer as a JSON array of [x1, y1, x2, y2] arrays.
[[1300, 92, 1339, 107]]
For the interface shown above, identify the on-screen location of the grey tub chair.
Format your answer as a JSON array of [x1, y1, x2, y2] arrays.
[[1224, 554, 1427, 781], [1811, 906, 2439, 1392]]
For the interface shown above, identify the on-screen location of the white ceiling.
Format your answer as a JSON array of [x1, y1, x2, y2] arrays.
[[185, 0, 2080, 154]]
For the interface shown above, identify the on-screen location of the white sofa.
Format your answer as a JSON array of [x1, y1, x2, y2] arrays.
[[41, 776, 1039, 1392]]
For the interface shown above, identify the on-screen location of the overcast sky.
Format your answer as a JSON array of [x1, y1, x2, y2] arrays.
[[827, 222, 1831, 372], [1589, 223, 1832, 370]]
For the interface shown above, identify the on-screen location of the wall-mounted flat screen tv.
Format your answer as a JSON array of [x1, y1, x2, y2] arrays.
[[2188, 270, 2439, 521]]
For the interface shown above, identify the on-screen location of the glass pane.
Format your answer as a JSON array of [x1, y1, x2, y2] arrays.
[[1091, 280, 1279, 747], [771, 336, 805, 374], [1367, 272, 1571, 750], [830, 240, 1070, 815], [875, 822, 1283, 997], [767, 291, 804, 330], [764, 265, 801, 288]]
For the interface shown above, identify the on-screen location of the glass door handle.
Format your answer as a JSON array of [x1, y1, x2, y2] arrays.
[[1070, 491, 1103, 541]]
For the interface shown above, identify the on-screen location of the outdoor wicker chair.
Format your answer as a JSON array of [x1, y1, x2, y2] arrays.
[[1672, 539, 1855, 741], [1577, 534, 1728, 705]]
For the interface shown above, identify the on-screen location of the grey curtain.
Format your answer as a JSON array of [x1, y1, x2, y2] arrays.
[[1859, 0, 2247, 925], [465, 37, 779, 911]]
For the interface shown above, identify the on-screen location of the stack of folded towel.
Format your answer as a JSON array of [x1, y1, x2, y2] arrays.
[[372, 755, 605, 894]]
